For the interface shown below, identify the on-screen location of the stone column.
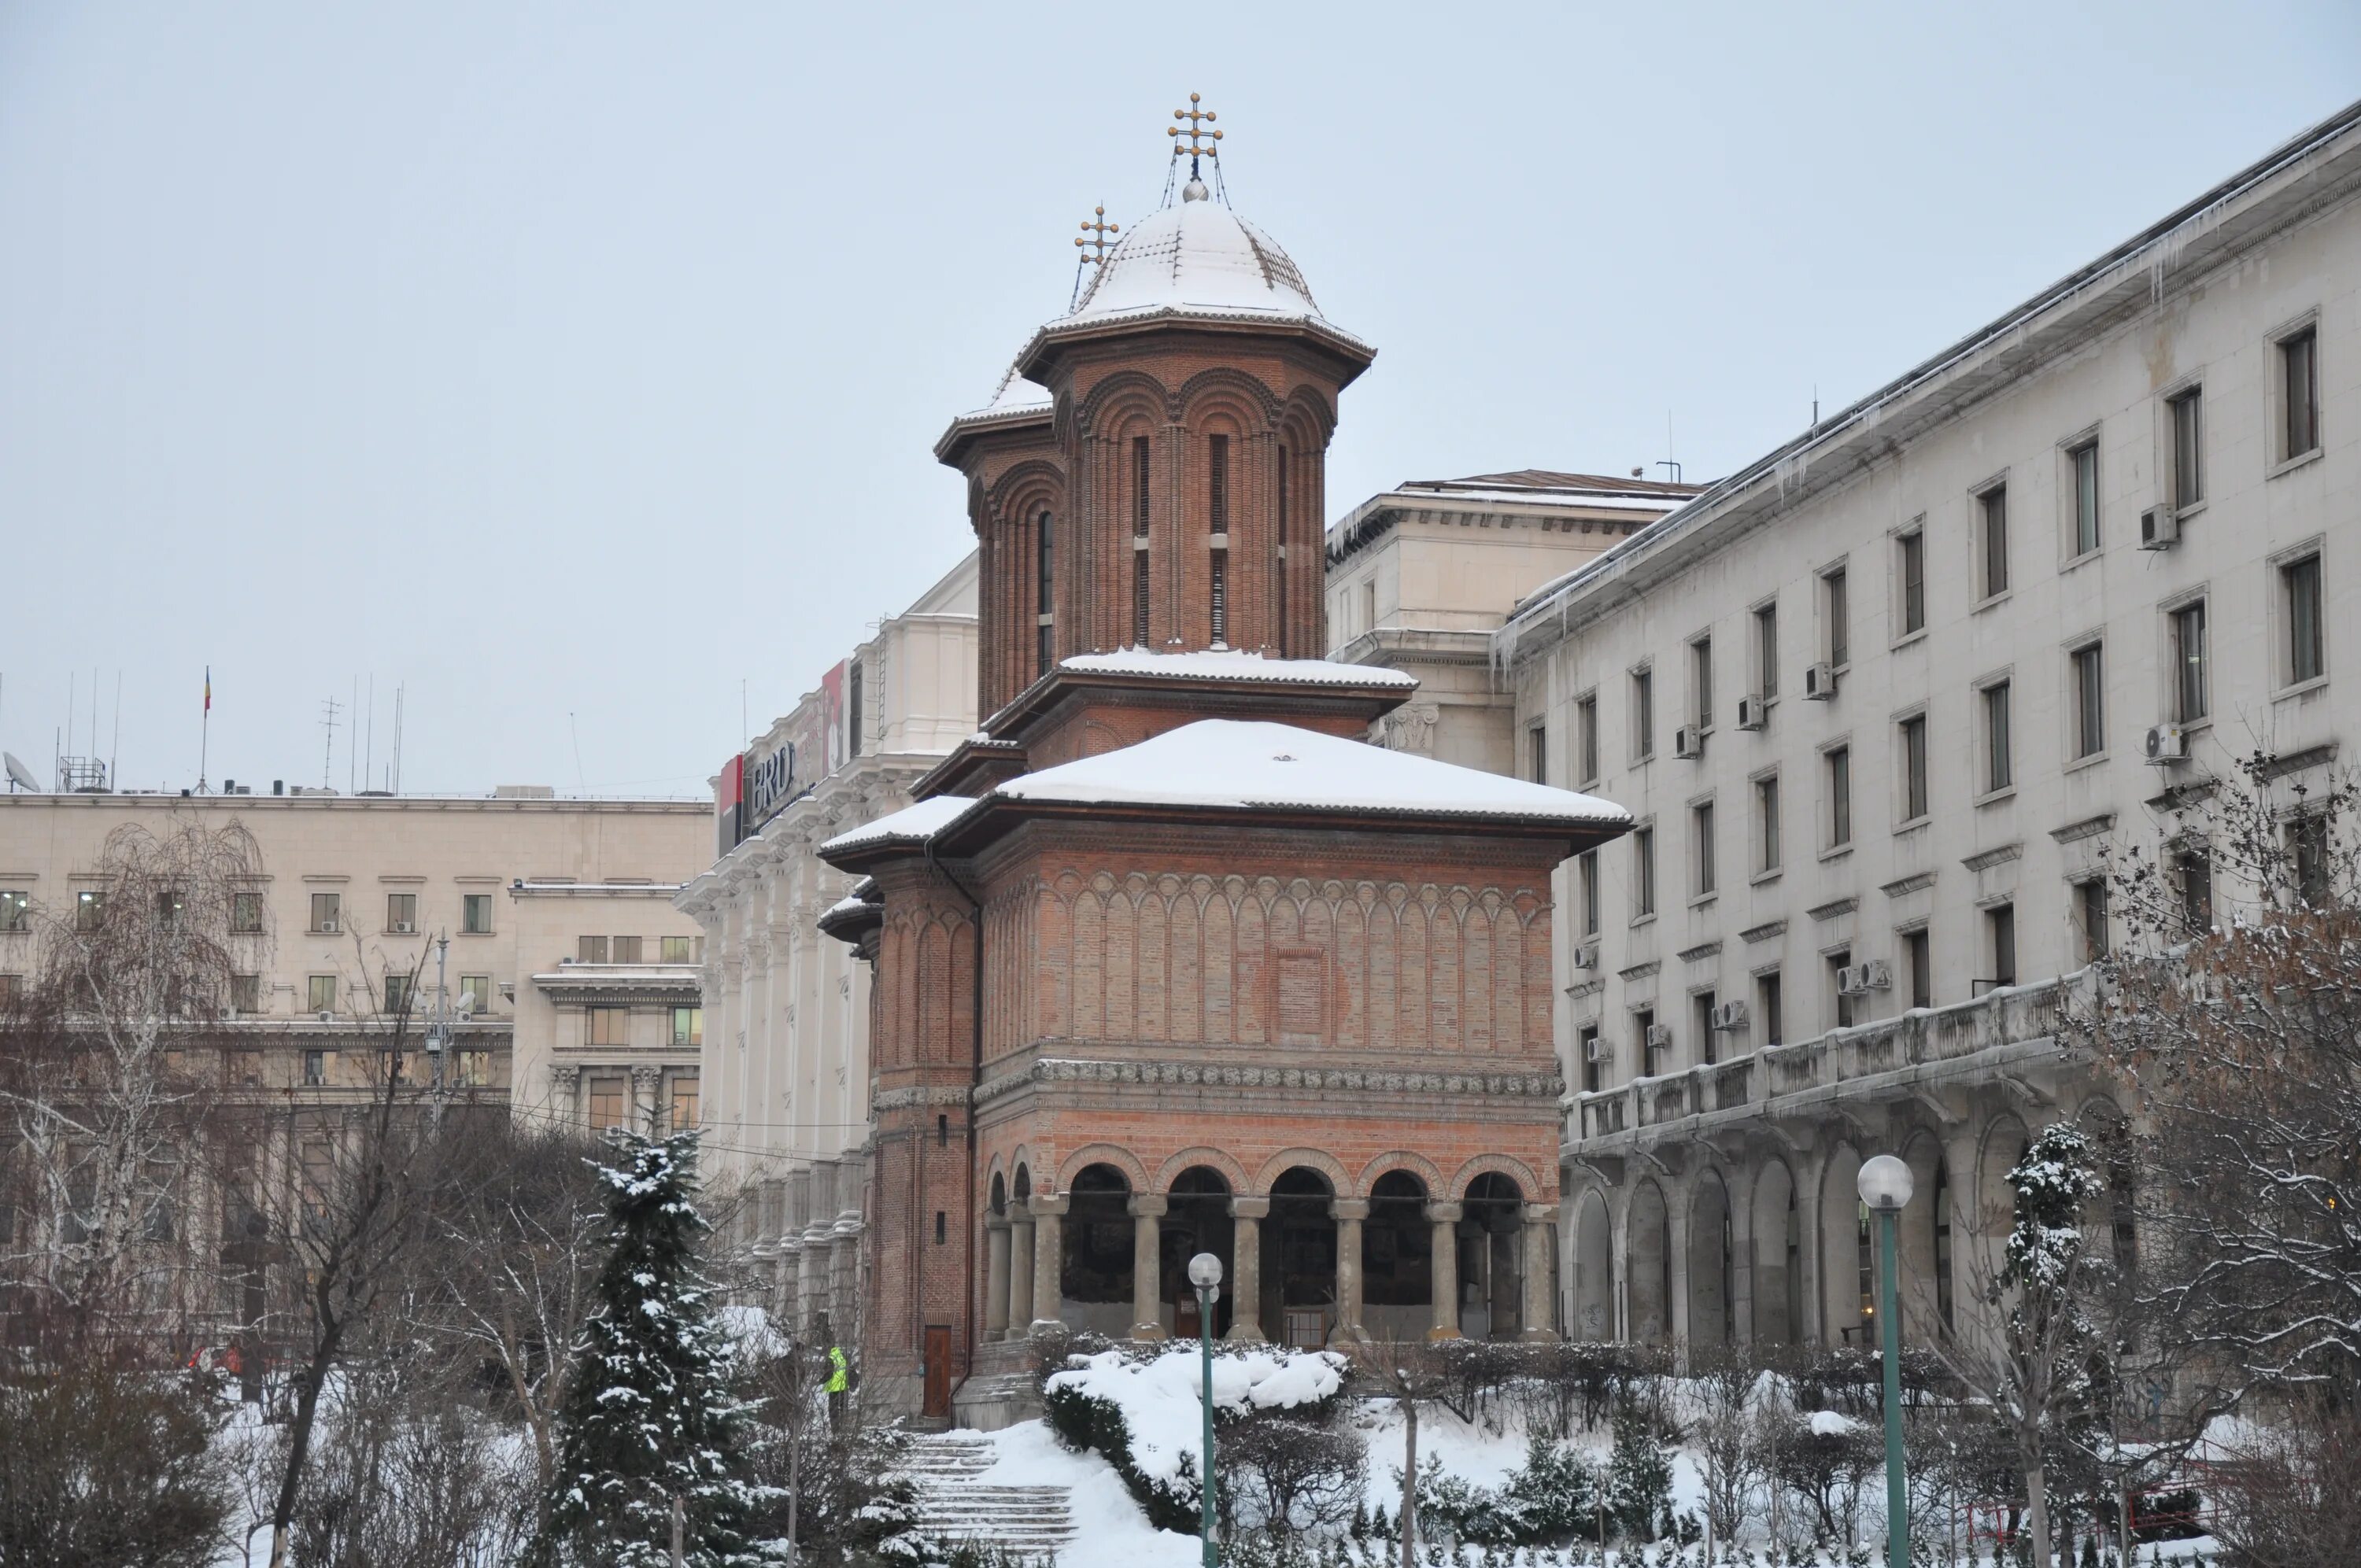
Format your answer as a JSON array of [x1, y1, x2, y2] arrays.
[[1008, 1203, 1036, 1331], [800, 1225, 831, 1334], [1128, 1193, 1169, 1341], [630, 1065, 663, 1133], [1521, 1203, 1558, 1342], [832, 1224, 860, 1348], [1029, 1194, 1068, 1333], [984, 1215, 1013, 1342], [1425, 1201, 1465, 1341], [1328, 1197, 1370, 1345], [1225, 1197, 1269, 1342]]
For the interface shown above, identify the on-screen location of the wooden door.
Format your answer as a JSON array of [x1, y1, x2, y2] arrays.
[[922, 1325, 953, 1418]]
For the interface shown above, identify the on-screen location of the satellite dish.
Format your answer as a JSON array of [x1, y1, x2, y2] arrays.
[[2, 753, 38, 793]]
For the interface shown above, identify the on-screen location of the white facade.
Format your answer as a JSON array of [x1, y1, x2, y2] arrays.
[[676, 552, 977, 1320], [1496, 103, 2361, 1352]]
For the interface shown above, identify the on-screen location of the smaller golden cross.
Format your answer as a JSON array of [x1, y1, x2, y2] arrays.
[[1074, 205, 1120, 264], [1167, 92, 1221, 163]]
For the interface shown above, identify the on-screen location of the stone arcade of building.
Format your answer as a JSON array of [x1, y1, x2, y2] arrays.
[[816, 153, 1634, 1422]]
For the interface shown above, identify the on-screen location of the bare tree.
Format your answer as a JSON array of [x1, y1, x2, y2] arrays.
[[1350, 1340, 1451, 1567], [1687, 1345, 1764, 1560]]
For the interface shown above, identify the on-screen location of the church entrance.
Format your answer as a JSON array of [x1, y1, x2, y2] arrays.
[[1163, 1167, 1232, 1341], [1362, 1170, 1433, 1342], [1062, 1164, 1134, 1335], [1265, 1167, 1338, 1348]]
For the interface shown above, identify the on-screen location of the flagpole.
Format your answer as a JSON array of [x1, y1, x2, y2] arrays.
[[199, 667, 211, 793]]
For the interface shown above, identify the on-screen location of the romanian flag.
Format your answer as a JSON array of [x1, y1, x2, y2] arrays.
[[203, 668, 211, 713]]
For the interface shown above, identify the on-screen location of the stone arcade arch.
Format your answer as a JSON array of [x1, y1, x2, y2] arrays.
[[1163, 1166, 1233, 1340], [1363, 1169, 1434, 1344], [1687, 1169, 1735, 1347], [1572, 1187, 1615, 1341], [1627, 1180, 1672, 1344], [1819, 1144, 1868, 1345], [1062, 1162, 1134, 1336], [1461, 1172, 1528, 1341], [1749, 1159, 1802, 1345], [1267, 1166, 1339, 1348]]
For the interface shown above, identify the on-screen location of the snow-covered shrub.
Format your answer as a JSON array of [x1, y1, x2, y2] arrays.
[[1399, 1436, 1601, 1548]]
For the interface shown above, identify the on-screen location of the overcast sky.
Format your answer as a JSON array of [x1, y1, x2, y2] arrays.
[[2, 4, 2355, 799]]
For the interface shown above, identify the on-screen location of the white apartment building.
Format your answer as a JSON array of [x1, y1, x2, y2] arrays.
[[677, 552, 977, 1331], [1495, 102, 2361, 1355]]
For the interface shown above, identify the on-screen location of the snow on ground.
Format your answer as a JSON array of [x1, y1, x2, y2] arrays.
[[973, 1419, 1205, 1568], [1046, 1345, 1343, 1485]]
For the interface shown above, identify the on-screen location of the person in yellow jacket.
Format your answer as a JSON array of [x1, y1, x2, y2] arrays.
[[826, 1344, 848, 1426]]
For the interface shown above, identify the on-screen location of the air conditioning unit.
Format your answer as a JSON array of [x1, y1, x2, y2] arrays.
[[316, 1009, 334, 1024], [1584, 1035, 1613, 1064], [1838, 965, 1865, 997], [389, 921, 415, 935], [2139, 505, 2179, 550], [1736, 695, 1767, 731], [1712, 999, 1750, 1031], [1839, 961, 1893, 997], [2145, 724, 2187, 764], [1804, 662, 1838, 700], [1673, 725, 1704, 760], [318, 921, 340, 935], [1573, 940, 1600, 971], [1643, 1024, 1674, 1050]]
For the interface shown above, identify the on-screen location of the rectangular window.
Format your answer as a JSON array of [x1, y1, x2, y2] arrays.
[[1823, 567, 1849, 666], [1132, 437, 1151, 645], [1694, 990, 1719, 1068], [1826, 746, 1852, 849], [1579, 850, 1600, 937], [2282, 327, 2319, 461], [1979, 485, 2010, 597], [1635, 1008, 1660, 1076], [2170, 389, 2204, 510], [1756, 773, 1781, 873], [1754, 602, 1779, 699], [1631, 668, 1654, 759], [1691, 636, 1713, 730], [611, 936, 643, 964], [454, 1050, 490, 1088], [309, 892, 341, 934], [231, 973, 260, 1013], [460, 975, 492, 1013], [587, 1076, 627, 1133], [1900, 714, 1929, 821], [2077, 880, 2109, 963], [1526, 725, 1548, 785], [671, 1005, 704, 1048], [74, 890, 104, 932], [670, 1075, 700, 1131], [1633, 827, 1657, 918], [587, 1006, 629, 1047], [229, 891, 262, 934], [0, 972, 17, 1008], [384, 892, 415, 934], [1361, 577, 1376, 636], [302, 1049, 327, 1088], [462, 893, 493, 935], [846, 661, 864, 758], [2171, 600, 2209, 723], [1692, 800, 1716, 897], [578, 935, 609, 964], [1986, 904, 2017, 989], [2291, 816, 2331, 907], [660, 935, 697, 964], [1897, 531, 1925, 635], [382, 973, 411, 1013], [1827, 948, 1854, 1030], [2284, 552, 2326, 684], [2070, 442, 2101, 557], [1036, 510, 1055, 676], [2178, 850, 2213, 935], [0, 890, 24, 932], [1905, 928, 1932, 1009], [2071, 642, 2106, 758], [1209, 549, 1229, 646], [1982, 681, 2013, 793], [1757, 971, 1783, 1049], [1208, 434, 1229, 533], [1576, 695, 1599, 784], [1578, 1024, 1602, 1094], [307, 974, 336, 1013]]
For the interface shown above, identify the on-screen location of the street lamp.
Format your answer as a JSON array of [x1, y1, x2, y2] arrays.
[[1188, 1251, 1223, 1568], [1857, 1153, 1915, 1568]]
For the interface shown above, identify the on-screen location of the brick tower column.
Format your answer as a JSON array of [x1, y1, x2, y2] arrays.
[[1521, 1203, 1557, 1342], [1029, 1194, 1069, 1332], [1425, 1201, 1464, 1341], [1225, 1196, 1269, 1342], [1008, 1201, 1036, 1332], [1129, 1193, 1169, 1340], [984, 1213, 1012, 1342], [1329, 1197, 1369, 1345]]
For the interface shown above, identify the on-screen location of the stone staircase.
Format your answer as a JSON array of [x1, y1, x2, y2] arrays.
[[899, 1431, 1077, 1562]]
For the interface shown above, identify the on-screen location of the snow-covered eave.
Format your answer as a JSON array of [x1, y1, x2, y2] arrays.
[[933, 399, 1055, 464], [1495, 95, 2361, 663], [933, 793, 1632, 857], [1325, 489, 1672, 566], [976, 653, 1415, 739], [1013, 304, 1375, 383]]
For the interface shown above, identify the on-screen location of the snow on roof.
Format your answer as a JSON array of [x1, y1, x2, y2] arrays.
[[818, 795, 975, 856], [1066, 189, 1323, 325], [994, 719, 1628, 827], [1058, 647, 1417, 691], [969, 358, 1052, 419]]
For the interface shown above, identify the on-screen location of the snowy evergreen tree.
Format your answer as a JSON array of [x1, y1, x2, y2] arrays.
[[532, 1131, 783, 1566]]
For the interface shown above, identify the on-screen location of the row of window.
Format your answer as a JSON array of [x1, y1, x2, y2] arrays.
[[271, 971, 498, 1016], [585, 1004, 704, 1048], [577, 935, 702, 965], [582, 1071, 701, 1134]]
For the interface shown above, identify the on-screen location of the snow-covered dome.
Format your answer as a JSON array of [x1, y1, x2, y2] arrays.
[[1066, 179, 1323, 324]]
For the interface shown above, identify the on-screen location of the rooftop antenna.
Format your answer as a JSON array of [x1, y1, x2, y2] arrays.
[[569, 711, 588, 795], [1071, 204, 1119, 309], [364, 673, 375, 792], [349, 676, 360, 792], [1656, 411, 1682, 485], [391, 684, 405, 795], [320, 696, 342, 789], [109, 670, 121, 791], [1168, 94, 1221, 204]]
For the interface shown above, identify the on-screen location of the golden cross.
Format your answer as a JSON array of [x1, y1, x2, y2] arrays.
[[1074, 205, 1119, 264], [1167, 92, 1221, 164]]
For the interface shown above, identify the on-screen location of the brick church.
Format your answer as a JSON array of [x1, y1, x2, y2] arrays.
[[819, 124, 1631, 1421]]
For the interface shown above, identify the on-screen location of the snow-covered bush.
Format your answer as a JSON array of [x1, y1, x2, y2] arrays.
[[1402, 1434, 1600, 1548]]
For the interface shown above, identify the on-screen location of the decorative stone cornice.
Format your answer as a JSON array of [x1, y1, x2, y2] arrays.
[[973, 1055, 1564, 1108], [1879, 872, 1936, 898], [1616, 960, 1661, 982], [1740, 919, 1786, 944], [2048, 813, 2115, 845], [871, 1083, 974, 1111], [1676, 941, 1722, 964], [1962, 842, 2024, 873], [1805, 896, 1858, 922]]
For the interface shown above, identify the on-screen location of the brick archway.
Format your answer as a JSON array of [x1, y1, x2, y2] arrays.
[[1446, 1152, 1544, 1203], [1153, 1146, 1249, 1196], [1354, 1150, 1443, 1200], [1055, 1142, 1149, 1197], [1251, 1146, 1349, 1197]]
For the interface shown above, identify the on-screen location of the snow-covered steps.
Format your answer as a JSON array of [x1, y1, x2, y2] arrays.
[[899, 1433, 1077, 1559]]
